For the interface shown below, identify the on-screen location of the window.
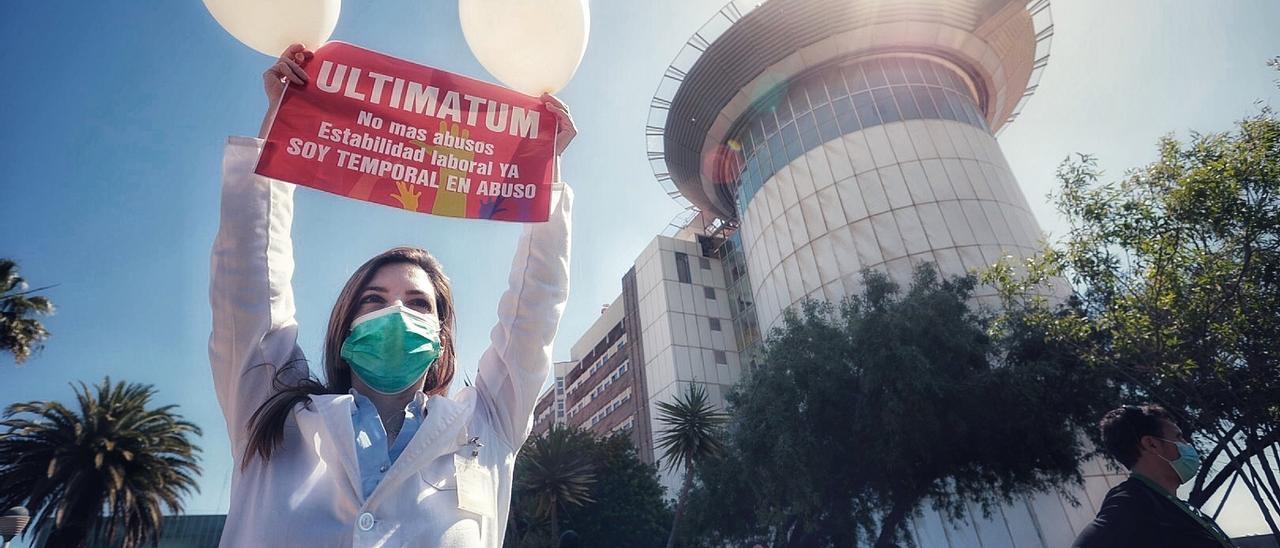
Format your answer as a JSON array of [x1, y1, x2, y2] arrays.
[[896, 85, 921, 119], [703, 286, 716, 300], [709, 318, 722, 331], [714, 350, 727, 365], [912, 85, 939, 118], [802, 74, 829, 107], [785, 85, 808, 117], [883, 59, 907, 86], [780, 122, 803, 162], [852, 91, 880, 127], [760, 107, 778, 134], [814, 103, 840, 142], [796, 111, 819, 149], [698, 256, 711, 270], [833, 96, 859, 134], [824, 69, 848, 98], [871, 87, 900, 123], [726, 57, 988, 216], [903, 58, 926, 84], [764, 132, 783, 172], [675, 252, 691, 283], [863, 60, 888, 88], [929, 86, 955, 120]]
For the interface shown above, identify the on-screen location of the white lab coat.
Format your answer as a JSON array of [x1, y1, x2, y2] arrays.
[[208, 137, 571, 547]]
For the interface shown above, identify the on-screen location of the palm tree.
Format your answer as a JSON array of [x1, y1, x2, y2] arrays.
[[655, 383, 728, 548], [0, 378, 202, 547], [0, 258, 55, 364], [515, 426, 596, 543]]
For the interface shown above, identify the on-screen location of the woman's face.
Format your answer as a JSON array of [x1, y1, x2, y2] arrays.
[[354, 262, 439, 322]]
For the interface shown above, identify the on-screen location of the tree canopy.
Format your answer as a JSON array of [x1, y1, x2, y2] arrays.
[[685, 265, 1110, 547], [0, 258, 55, 364], [507, 426, 671, 548], [986, 109, 1280, 534], [0, 377, 203, 547]]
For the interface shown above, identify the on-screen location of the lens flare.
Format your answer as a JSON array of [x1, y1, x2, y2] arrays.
[[702, 143, 745, 187]]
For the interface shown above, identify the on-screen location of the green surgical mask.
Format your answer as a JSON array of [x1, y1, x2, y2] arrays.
[[341, 304, 442, 395]]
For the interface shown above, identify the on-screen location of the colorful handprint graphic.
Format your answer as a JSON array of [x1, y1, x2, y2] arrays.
[[425, 121, 475, 218], [390, 181, 421, 211]]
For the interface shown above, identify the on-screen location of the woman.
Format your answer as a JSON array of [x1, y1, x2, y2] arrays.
[[209, 44, 576, 547]]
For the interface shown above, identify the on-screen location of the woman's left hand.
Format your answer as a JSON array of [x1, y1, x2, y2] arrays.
[[542, 93, 577, 157]]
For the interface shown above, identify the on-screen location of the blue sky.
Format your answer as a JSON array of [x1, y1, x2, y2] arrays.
[[2, 0, 1278, 540]]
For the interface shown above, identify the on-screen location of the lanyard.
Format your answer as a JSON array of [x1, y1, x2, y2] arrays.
[[1131, 474, 1235, 547]]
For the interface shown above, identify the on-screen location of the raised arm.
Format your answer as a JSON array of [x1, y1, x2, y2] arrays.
[[475, 95, 577, 450], [208, 45, 312, 459]]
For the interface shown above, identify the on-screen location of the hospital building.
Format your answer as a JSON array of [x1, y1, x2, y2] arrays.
[[532, 0, 1131, 545]]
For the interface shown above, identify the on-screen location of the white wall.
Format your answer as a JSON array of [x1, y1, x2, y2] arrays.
[[739, 118, 1046, 333], [906, 454, 1125, 547], [633, 235, 743, 497]]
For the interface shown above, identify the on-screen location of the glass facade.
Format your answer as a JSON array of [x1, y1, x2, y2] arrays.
[[717, 231, 761, 370], [725, 56, 989, 215]]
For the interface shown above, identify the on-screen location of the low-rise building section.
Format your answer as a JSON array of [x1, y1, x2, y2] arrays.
[[531, 234, 743, 494]]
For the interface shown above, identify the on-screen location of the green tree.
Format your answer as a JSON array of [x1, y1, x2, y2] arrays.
[[654, 382, 728, 548], [510, 425, 596, 545], [508, 427, 669, 548], [0, 377, 203, 547], [986, 109, 1280, 535], [559, 432, 671, 547], [698, 266, 1107, 547], [675, 443, 768, 548], [0, 258, 55, 364]]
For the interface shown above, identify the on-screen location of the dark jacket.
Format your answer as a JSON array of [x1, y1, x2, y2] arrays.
[[1073, 476, 1234, 548]]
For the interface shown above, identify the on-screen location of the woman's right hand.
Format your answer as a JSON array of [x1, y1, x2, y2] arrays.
[[259, 43, 313, 138]]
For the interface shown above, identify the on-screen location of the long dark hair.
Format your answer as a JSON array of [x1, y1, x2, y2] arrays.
[[242, 247, 457, 468]]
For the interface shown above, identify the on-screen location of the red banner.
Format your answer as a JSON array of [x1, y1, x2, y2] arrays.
[[256, 42, 557, 222]]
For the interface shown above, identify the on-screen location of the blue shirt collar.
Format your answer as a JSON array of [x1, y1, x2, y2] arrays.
[[348, 388, 428, 418]]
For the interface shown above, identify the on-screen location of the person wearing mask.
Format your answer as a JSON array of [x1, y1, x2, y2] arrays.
[[209, 43, 577, 546], [1073, 404, 1235, 547]]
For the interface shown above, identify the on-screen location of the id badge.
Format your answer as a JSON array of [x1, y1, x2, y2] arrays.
[[454, 453, 492, 517]]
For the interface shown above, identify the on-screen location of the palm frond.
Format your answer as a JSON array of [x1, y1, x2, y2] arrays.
[[0, 377, 202, 547], [0, 258, 55, 363], [654, 383, 729, 473], [517, 426, 597, 518]]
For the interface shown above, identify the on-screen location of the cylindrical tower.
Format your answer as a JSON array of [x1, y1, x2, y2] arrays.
[[650, 0, 1054, 333], [648, 2, 1129, 545]]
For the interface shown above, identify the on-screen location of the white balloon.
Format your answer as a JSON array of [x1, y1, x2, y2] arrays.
[[459, 0, 590, 96], [204, 0, 340, 57]]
